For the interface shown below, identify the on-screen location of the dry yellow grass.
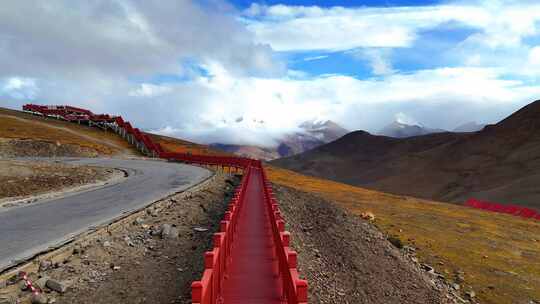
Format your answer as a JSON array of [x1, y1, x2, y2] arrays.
[[0, 108, 137, 155], [267, 166, 540, 304], [148, 133, 231, 156]]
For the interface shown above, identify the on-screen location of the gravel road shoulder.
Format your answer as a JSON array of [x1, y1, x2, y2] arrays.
[[0, 172, 237, 304]]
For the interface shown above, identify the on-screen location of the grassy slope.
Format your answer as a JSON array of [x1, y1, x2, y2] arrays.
[[0, 108, 226, 157], [0, 108, 136, 155], [267, 166, 540, 304], [147, 133, 231, 156]]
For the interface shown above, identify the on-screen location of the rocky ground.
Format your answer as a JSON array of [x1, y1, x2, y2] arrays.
[[0, 139, 100, 158], [0, 172, 237, 304], [0, 159, 117, 201], [273, 183, 467, 304]]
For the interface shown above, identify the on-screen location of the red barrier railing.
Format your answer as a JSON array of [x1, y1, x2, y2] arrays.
[[465, 199, 540, 220], [191, 167, 251, 304], [22, 104, 309, 303], [261, 166, 308, 304]]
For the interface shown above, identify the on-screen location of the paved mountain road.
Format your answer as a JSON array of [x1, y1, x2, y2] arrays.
[[0, 158, 212, 271]]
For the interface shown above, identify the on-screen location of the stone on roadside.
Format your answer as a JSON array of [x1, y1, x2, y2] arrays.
[[35, 277, 49, 290], [133, 217, 144, 225], [466, 291, 476, 299], [102, 241, 111, 248], [46, 279, 68, 293], [160, 224, 179, 239], [146, 208, 158, 217], [30, 293, 48, 304], [0, 295, 16, 304], [124, 236, 134, 247], [39, 260, 52, 272], [72, 246, 82, 255]]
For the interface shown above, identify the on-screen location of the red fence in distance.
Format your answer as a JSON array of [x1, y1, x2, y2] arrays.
[[465, 198, 540, 220]]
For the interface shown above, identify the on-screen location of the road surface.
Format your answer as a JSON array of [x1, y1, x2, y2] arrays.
[[0, 158, 212, 271]]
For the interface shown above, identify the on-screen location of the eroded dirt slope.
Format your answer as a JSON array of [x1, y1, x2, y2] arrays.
[[274, 184, 460, 304]]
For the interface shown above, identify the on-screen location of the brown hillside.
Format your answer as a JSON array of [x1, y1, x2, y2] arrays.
[[146, 133, 229, 156], [0, 107, 137, 157], [267, 165, 540, 304], [273, 100, 540, 210]]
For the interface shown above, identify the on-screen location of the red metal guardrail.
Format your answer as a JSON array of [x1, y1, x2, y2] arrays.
[[261, 166, 308, 304], [22, 104, 309, 303], [191, 166, 251, 303], [465, 198, 540, 220]]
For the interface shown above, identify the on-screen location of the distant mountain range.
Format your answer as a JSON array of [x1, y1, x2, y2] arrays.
[[453, 121, 486, 133], [211, 120, 348, 160], [273, 100, 540, 210], [378, 120, 485, 138], [378, 121, 446, 138]]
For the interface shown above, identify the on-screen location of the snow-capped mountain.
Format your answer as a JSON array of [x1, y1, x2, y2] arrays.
[[378, 121, 446, 138], [453, 122, 486, 133], [210, 120, 349, 160]]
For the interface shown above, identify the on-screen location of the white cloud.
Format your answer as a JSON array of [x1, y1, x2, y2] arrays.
[[0, 1, 283, 79], [304, 55, 329, 61], [134, 65, 540, 145], [529, 46, 540, 66], [2, 0, 540, 148], [395, 112, 419, 125], [352, 49, 394, 75], [1, 77, 38, 100], [242, 1, 540, 53], [129, 83, 172, 97]]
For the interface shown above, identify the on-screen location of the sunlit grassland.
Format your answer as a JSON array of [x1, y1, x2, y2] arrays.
[[267, 165, 540, 304]]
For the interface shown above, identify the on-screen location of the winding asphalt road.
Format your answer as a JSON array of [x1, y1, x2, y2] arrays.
[[0, 158, 212, 271]]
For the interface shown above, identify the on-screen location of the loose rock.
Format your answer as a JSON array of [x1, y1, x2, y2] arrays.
[[39, 260, 52, 272], [161, 224, 179, 239], [35, 277, 49, 290], [46, 279, 68, 293], [30, 293, 48, 304], [466, 291, 476, 299], [0, 295, 16, 304]]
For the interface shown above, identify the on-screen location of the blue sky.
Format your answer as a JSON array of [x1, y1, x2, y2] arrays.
[[230, 0, 445, 8], [1, 1, 540, 146]]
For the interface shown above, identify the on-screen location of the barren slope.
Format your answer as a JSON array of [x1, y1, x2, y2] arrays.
[[273, 100, 540, 210]]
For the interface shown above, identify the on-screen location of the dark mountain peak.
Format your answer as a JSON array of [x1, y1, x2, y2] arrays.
[[272, 99, 540, 211], [495, 100, 540, 131]]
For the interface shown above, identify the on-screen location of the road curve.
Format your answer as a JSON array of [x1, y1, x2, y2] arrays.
[[0, 158, 212, 271]]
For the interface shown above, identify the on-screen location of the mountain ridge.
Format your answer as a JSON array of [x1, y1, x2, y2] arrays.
[[211, 119, 348, 160], [272, 100, 540, 210]]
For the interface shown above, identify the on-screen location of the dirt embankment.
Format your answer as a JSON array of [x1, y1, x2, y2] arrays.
[[274, 184, 462, 304], [0, 139, 100, 158], [0, 173, 236, 304], [0, 160, 116, 201]]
